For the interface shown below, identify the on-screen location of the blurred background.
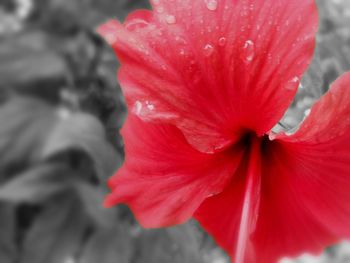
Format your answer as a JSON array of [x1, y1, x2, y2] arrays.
[[0, 0, 349, 263]]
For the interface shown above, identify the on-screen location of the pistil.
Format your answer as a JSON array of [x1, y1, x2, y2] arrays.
[[234, 135, 262, 263]]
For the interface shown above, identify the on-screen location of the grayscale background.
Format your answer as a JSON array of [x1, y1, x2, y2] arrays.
[[0, 0, 349, 263]]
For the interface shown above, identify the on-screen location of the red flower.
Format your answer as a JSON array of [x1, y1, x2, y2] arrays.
[[99, 0, 350, 262]]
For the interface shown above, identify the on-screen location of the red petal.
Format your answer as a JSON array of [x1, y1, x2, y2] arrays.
[[274, 72, 350, 143], [195, 137, 337, 263], [249, 72, 350, 262], [105, 114, 244, 227], [251, 141, 337, 263], [269, 72, 350, 242], [98, 0, 318, 153], [195, 71, 350, 263], [194, 136, 262, 263]]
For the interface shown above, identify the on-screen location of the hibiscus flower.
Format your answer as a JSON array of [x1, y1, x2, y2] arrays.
[[98, 0, 350, 262]]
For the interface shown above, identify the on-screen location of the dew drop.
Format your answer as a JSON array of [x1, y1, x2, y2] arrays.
[[165, 14, 176, 24], [304, 108, 311, 117], [205, 0, 218, 11], [146, 101, 155, 111], [218, 37, 227, 46], [203, 44, 214, 57], [133, 100, 155, 117], [292, 76, 300, 83], [285, 76, 300, 91], [156, 6, 164, 13], [125, 19, 149, 31], [243, 40, 255, 63], [133, 101, 143, 116]]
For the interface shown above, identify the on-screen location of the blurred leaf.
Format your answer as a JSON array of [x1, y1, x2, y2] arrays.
[[0, 31, 66, 98], [44, 0, 150, 29], [20, 195, 89, 263], [74, 181, 117, 228], [79, 225, 132, 263], [134, 224, 202, 263], [301, 49, 324, 98], [318, 35, 350, 85], [0, 203, 16, 263], [0, 97, 56, 173], [0, 163, 69, 203], [0, 96, 119, 182], [40, 110, 120, 181]]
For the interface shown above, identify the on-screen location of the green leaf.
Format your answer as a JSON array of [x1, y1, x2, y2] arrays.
[[0, 97, 57, 173], [79, 225, 132, 263], [0, 30, 66, 93], [301, 49, 324, 98], [134, 224, 202, 263], [0, 97, 119, 183], [0, 203, 16, 263], [19, 195, 89, 263], [74, 181, 118, 228], [39, 110, 121, 182], [0, 163, 69, 203]]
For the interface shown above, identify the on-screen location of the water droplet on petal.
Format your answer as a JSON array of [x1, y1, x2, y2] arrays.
[[125, 19, 150, 31], [133, 101, 143, 116], [156, 6, 164, 13], [203, 44, 214, 57], [205, 0, 218, 11], [304, 108, 311, 117], [243, 40, 255, 63], [218, 37, 227, 46], [146, 101, 155, 111], [285, 76, 300, 91], [133, 100, 155, 117], [292, 76, 300, 83], [165, 15, 176, 24]]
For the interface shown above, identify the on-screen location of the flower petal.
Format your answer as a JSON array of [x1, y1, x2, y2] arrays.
[[274, 72, 350, 142], [250, 72, 350, 262], [98, 0, 318, 153], [195, 70, 350, 262], [251, 141, 337, 263], [194, 160, 253, 261], [105, 114, 244, 227], [195, 138, 337, 263], [195, 137, 262, 263], [270, 72, 350, 239]]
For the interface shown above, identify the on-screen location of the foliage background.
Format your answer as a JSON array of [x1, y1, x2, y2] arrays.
[[0, 0, 349, 263]]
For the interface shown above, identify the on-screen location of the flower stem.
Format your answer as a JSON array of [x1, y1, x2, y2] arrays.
[[234, 136, 262, 263]]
